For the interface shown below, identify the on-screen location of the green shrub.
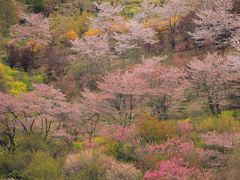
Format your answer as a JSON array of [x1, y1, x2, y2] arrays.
[[136, 115, 178, 143], [190, 133, 206, 148], [106, 141, 135, 162], [18, 135, 48, 153], [23, 152, 63, 180], [0, 151, 33, 179], [194, 116, 240, 133]]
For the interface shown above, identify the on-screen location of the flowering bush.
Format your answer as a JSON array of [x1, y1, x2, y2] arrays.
[[134, 138, 207, 171], [143, 138, 204, 160], [178, 120, 193, 135], [101, 125, 135, 142], [64, 150, 141, 179], [106, 160, 141, 180], [144, 158, 204, 180], [200, 132, 240, 150]]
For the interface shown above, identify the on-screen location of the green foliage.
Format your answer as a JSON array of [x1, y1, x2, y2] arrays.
[[0, 134, 65, 179], [221, 110, 240, 120], [72, 141, 84, 150], [193, 115, 240, 133], [0, 151, 33, 179], [71, 163, 105, 180], [106, 141, 135, 162], [0, 0, 18, 37], [0, 63, 45, 94], [190, 133, 206, 148], [136, 115, 178, 143], [50, 12, 89, 44], [17, 135, 48, 153], [23, 152, 63, 180], [122, 2, 139, 18]]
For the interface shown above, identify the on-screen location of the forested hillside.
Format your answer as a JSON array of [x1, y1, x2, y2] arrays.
[[0, 0, 240, 179]]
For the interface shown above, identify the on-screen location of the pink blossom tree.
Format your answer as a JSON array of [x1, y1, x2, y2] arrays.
[[70, 34, 114, 85], [189, 0, 240, 50], [97, 68, 150, 126], [67, 89, 111, 142], [91, 2, 124, 32], [112, 20, 157, 56], [133, 57, 187, 120], [9, 13, 52, 71], [141, 0, 193, 50], [187, 53, 239, 117], [10, 13, 52, 46], [0, 92, 19, 153], [71, 2, 121, 71], [0, 84, 71, 153], [71, 34, 110, 61]]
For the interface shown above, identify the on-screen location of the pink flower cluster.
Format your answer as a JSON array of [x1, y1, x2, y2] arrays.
[[164, 139, 199, 158], [101, 125, 134, 142], [200, 132, 240, 149], [85, 142, 97, 149], [178, 121, 193, 135], [144, 143, 165, 154], [144, 158, 201, 180], [144, 138, 204, 159]]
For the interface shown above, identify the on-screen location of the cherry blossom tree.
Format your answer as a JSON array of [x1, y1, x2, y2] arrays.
[[132, 0, 162, 22], [189, 0, 240, 50], [11, 13, 52, 46], [91, 2, 124, 32], [112, 20, 157, 55], [71, 34, 110, 61], [66, 89, 111, 142], [71, 2, 121, 71], [157, 0, 192, 50], [0, 92, 18, 153], [9, 13, 52, 71], [133, 57, 187, 120], [187, 53, 239, 117], [97, 68, 150, 126], [0, 84, 71, 153], [133, 0, 192, 50], [95, 56, 187, 123], [71, 33, 113, 74]]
